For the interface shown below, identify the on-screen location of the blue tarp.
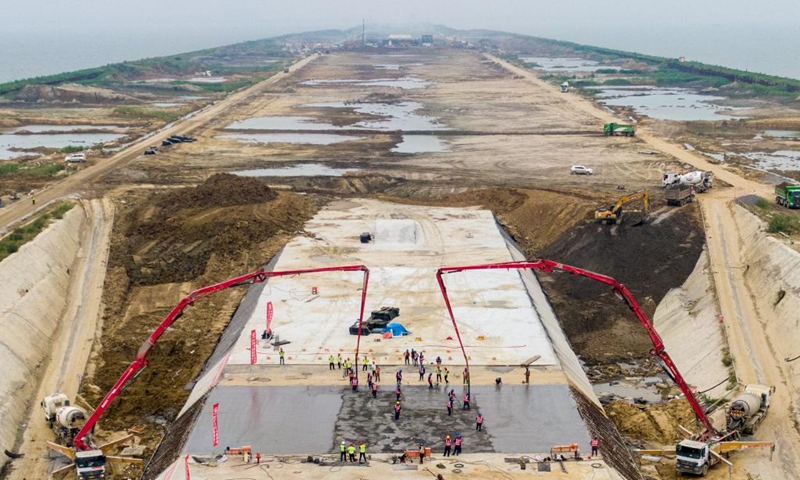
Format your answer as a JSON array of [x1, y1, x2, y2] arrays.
[[385, 322, 409, 336]]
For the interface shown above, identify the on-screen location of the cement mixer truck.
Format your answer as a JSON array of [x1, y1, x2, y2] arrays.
[[42, 393, 88, 447], [662, 171, 714, 192], [726, 384, 775, 435]]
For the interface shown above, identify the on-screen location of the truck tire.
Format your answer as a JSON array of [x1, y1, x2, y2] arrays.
[[702, 465, 709, 476]]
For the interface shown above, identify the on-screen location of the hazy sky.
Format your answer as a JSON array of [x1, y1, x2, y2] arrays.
[[4, 0, 800, 81]]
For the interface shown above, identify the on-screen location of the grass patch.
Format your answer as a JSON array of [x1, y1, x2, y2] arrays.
[[61, 145, 86, 154], [756, 198, 772, 209], [721, 348, 733, 367], [767, 214, 800, 234], [112, 106, 181, 123], [0, 202, 74, 261], [0, 162, 66, 178], [0, 164, 20, 175]]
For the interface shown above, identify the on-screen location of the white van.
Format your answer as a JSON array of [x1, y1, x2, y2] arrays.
[[65, 153, 86, 163]]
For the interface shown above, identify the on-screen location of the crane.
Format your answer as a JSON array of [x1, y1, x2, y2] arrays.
[[594, 188, 649, 224], [435, 259, 717, 439], [60, 264, 370, 478]]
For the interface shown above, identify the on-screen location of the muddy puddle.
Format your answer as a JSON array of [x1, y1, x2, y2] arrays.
[[590, 86, 747, 121], [520, 56, 619, 72], [0, 127, 127, 160], [373, 63, 424, 70], [764, 130, 800, 139], [217, 133, 364, 145], [233, 164, 359, 177], [300, 76, 434, 89], [227, 102, 446, 132], [188, 76, 227, 83], [593, 376, 667, 404], [743, 150, 800, 171], [392, 135, 449, 153], [304, 101, 447, 130]]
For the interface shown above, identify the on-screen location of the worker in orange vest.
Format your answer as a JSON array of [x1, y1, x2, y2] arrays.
[[453, 433, 462, 455], [351, 375, 358, 392], [476, 412, 484, 431], [371, 381, 378, 398], [446, 399, 452, 416], [463, 392, 471, 410], [443, 435, 452, 457], [591, 435, 600, 457], [394, 401, 402, 421]]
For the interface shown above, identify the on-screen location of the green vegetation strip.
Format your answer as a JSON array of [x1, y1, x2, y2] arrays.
[[0, 162, 66, 178], [112, 106, 181, 123], [0, 202, 74, 261]]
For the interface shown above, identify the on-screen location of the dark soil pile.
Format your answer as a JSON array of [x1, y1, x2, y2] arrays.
[[540, 203, 705, 364]]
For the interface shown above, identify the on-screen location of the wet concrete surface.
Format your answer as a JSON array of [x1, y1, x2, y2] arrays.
[[183, 383, 590, 455]]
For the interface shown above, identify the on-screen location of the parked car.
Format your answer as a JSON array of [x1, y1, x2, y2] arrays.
[[570, 165, 594, 175], [144, 148, 157, 155], [162, 140, 173, 147], [65, 153, 86, 163]]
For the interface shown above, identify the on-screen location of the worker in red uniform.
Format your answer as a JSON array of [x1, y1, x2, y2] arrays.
[[351, 375, 358, 392], [446, 399, 452, 416], [396, 369, 403, 386], [371, 381, 379, 398], [404, 350, 411, 365], [394, 401, 402, 421], [591, 435, 600, 457], [463, 392, 470, 410], [428, 373, 434, 389], [443, 435, 452, 457], [476, 412, 484, 431], [453, 433, 462, 455], [395, 385, 402, 401]]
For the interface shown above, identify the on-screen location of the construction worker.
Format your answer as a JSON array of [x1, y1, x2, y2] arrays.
[[591, 435, 600, 457], [428, 372, 434, 389], [374, 365, 381, 382], [256, 452, 261, 465], [279, 348, 285, 365], [371, 360, 376, 374], [525, 366, 531, 384], [351, 375, 358, 392], [371, 381, 378, 398], [446, 399, 452, 416], [337, 354, 342, 369], [435, 366, 442, 383], [453, 433, 462, 456], [419, 351, 425, 364], [394, 400, 401, 421], [419, 444, 426, 464], [359, 441, 367, 463], [339, 441, 346, 462], [476, 412, 484, 431], [411, 349, 418, 366], [463, 368, 469, 385], [463, 392, 470, 410], [396, 369, 403, 386], [328, 355, 335, 370], [342, 359, 350, 378], [444, 435, 452, 457], [395, 385, 402, 401], [348, 442, 356, 462], [363, 356, 369, 372], [444, 367, 450, 385], [448, 389, 455, 404], [32, 197, 35, 205], [367, 372, 373, 389], [419, 364, 425, 381], [404, 349, 411, 365], [436, 355, 442, 366]]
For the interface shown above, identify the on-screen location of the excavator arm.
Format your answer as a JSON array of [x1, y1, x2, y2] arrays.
[[73, 265, 370, 451], [436, 259, 717, 438], [611, 189, 649, 215]]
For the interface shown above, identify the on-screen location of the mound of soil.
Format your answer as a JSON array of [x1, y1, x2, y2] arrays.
[[540, 203, 705, 364], [605, 399, 695, 446], [83, 177, 317, 446]]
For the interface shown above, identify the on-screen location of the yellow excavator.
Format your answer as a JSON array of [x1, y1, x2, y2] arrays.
[[594, 189, 649, 225]]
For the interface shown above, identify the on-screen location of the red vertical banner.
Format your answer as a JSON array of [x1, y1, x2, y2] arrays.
[[184, 454, 190, 479], [266, 301, 274, 334], [212, 403, 219, 447], [250, 330, 257, 365]]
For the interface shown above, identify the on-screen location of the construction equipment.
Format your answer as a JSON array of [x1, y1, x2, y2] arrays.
[[594, 189, 649, 224], [726, 384, 774, 435], [666, 184, 696, 206], [435, 259, 718, 439], [50, 265, 370, 480], [603, 122, 636, 137], [663, 171, 713, 192], [349, 306, 400, 335], [775, 182, 800, 208], [42, 394, 86, 447], [639, 438, 775, 477]]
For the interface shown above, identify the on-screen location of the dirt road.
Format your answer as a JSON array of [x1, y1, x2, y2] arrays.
[[0, 55, 318, 234], [7, 199, 114, 480], [491, 53, 800, 478]]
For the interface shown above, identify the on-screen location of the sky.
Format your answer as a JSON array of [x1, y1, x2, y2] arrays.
[[3, 0, 800, 80]]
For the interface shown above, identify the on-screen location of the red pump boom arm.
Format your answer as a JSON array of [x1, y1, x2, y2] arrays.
[[436, 259, 717, 438], [74, 264, 370, 451]]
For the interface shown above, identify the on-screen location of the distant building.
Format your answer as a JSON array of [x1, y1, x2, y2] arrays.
[[385, 34, 416, 47], [678, 56, 686, 63], [421, 34, 434, 46]]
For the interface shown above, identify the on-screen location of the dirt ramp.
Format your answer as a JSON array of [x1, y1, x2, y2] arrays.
[[540, 204, 705, 363]]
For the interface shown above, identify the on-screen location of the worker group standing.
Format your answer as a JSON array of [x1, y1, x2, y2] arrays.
[[340, 440, 368, 464]]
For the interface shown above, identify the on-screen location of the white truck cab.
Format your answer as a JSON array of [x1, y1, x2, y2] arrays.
[[42, 393, 71, 423]]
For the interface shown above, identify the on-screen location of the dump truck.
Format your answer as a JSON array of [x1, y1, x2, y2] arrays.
[[666, 184, 696, 206], [663, 171, 713, 192], [726, 384, 774, 435], [42, 394, 89, 447], [603, 122, 635, 137], [775, 183, 800, 208], [349, 306, 400, 335]]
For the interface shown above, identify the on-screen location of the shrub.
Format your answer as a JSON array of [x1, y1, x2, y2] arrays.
[[61, 145, 85, 153], [767, 215, 800, 234]]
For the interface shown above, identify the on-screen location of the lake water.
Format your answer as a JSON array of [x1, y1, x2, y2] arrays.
[[743, 151, 800, 172], [392, 135, 450, 153], [300, 76, 434, 89], [519, 56, 618, 72], [0, 129, 126, 160], [7, 124, 122, 133], [590, 86, 747, 121]]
